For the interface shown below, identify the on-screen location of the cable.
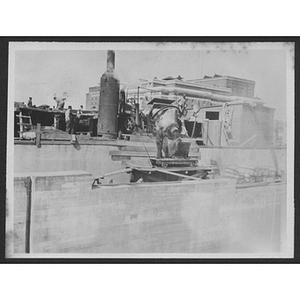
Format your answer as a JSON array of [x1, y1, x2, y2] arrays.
[[138, 134, 153, 167]]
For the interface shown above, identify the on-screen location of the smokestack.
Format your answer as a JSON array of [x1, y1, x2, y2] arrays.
[[97, 50, 120, 139], [107, 50, 115, 72]]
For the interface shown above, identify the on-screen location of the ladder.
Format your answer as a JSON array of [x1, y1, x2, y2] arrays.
[[16, 111, 33, 137]]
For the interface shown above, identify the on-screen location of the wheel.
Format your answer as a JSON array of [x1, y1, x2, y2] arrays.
[[124, 116, 135, 133], [190, 161, 197, 167], [161, 162, 168, 168]]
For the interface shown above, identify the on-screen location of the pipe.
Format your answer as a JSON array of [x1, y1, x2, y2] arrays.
[[171, 87, 263, 105], [139, 85, 265, 105]]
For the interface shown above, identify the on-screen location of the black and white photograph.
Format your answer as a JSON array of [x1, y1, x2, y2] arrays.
[[5, 40, 294, 259]]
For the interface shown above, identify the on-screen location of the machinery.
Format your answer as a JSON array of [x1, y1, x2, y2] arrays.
[[117, 97, 136, 135]]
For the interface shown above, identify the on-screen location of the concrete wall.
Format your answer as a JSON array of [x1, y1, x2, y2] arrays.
[[227, 186, 286, 253], [13, 176, 31, 253], [11, 172, 287, 255], [14, 143, 131, 182], [14, 143, 287, 180]]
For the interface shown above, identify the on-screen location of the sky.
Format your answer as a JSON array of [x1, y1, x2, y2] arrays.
[[9, 42, 293, 120]]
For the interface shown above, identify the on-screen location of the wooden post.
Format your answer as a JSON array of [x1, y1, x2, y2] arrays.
[[36, 123, 41, 148], [219, 121, 223, 146], [25, 177, 32, 253], [54, 115, 57, 129], [19, 111, 23, 138], [71, 134, 77, 144]]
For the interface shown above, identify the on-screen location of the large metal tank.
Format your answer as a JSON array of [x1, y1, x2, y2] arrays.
[[97, 50, 120, 139]]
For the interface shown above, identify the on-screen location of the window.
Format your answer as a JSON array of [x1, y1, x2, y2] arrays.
[[205, 111, 219, 120]]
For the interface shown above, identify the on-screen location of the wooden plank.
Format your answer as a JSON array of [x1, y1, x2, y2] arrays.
[[17, 123, 33, 126], [16, 115, 31, 119], [151, 158, 197, 162], [94, 168, 133, 180], [133, 166, 202, 181], [110, 151, 156, 158], [42, 137, 71, 141], [109, 150, 199, 159], [152, 166, 216, 172]]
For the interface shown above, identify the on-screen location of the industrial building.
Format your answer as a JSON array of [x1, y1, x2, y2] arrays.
[[86, 85, 101, 110], [85, 74, 275, 147], [85, 74, 257, 110]]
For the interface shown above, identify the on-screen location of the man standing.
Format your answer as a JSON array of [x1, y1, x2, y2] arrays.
[[54, 96, 66, 109], [27, 97, 33, 107], [77, 105, 83, 115], [65, 105, 72, 134], [156, 127, 165, 159], [74, 105, 83, 133]]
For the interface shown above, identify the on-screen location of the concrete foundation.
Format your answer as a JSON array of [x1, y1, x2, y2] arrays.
[[9, 171, 287, 256]]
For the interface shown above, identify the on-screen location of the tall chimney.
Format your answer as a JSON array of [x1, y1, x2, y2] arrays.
[[107, 50, 115, 72], [97, 50, 120, 139]]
